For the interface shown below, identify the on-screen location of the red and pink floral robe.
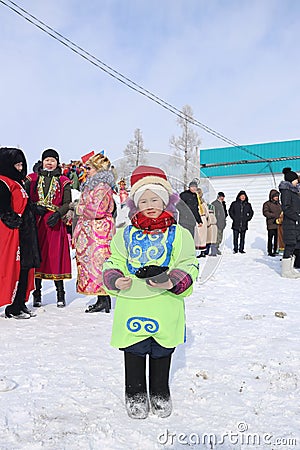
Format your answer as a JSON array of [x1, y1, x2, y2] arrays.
[[73, 182, 115, 295]]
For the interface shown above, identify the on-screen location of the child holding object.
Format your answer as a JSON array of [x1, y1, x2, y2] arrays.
[[103, 165, 199, 419]]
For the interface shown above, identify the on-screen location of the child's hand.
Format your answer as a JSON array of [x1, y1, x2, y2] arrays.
[[115, 277, 132, 290], [147, 279, 174, 290]]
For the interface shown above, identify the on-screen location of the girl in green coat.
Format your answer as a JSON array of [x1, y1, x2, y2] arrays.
[[103, 165, 199, 419]]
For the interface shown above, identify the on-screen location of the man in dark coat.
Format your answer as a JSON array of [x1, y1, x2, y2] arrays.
[[178, 180, 202, 238], [262, 189, 282, 256], [229, 190, 254, 253], [212, 192, 227, 254]]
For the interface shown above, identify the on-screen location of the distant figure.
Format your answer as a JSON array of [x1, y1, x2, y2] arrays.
[[118, 177, 129, 208], [194, 187, 209, 258], [279, 167, 300, 278], [206, 203, 218, 256], [212, 192, 227, 255], [178, 180, 202, 238], [69, 166, 80, 190], [32, 160, 42, 173], [229, 190, 254, 254], [262, 189, 282, 256]]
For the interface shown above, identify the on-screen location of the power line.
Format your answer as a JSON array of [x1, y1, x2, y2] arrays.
[[0, 0, 278, 164]]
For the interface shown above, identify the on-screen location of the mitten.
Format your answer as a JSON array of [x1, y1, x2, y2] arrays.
[[47, 211, 61, 228], [135, 265, 169, 283], [0, 211, 22, 229], [32, 203, 48, 216]]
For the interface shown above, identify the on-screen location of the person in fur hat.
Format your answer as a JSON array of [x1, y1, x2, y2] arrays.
[[25, 148, 72, 307], [73, 153, 115, 313], [229, 190, 254, 253], [279, 167, 300, 278], [103, 165, 199, 419], [0, 147, 41, 319]]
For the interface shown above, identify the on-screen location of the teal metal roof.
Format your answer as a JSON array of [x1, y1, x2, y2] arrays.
[[200, 139, 300, 177]]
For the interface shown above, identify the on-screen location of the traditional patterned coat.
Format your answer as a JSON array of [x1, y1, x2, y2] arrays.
[[26, 169, 72, 280], [0, 176, 37, 306], [103, 224, 199, 348], [73, 179, 115, 295]]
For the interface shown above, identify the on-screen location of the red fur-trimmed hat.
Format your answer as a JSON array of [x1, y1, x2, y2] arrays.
[[130, 165, 172, 195], [130, 165, 173, 206]]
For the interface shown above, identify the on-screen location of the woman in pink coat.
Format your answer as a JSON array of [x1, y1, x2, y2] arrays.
[[73, 153, 115, 313]]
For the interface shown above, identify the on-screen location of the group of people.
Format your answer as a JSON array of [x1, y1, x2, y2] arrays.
[[0, 147, 199, 419], [178, 181, 253, 256], [1, 145, 300, 420]]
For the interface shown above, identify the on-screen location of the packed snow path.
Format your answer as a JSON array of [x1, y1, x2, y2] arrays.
[[0, 246, 299, 450]]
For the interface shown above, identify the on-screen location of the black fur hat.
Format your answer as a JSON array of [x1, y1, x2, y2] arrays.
[[0, 147, 27, 182], [41, 148, 60, 163]]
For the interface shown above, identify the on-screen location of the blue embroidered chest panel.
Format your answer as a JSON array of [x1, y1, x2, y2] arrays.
[[124, 225, 176, 274]]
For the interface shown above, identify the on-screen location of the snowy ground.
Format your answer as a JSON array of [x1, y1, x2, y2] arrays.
[[0, 228, 299, 450]]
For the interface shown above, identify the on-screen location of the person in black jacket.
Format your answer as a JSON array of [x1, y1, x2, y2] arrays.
[[229, 190, 254, 253], [178, 180, 202, 238], [279, 168, 300, 278]]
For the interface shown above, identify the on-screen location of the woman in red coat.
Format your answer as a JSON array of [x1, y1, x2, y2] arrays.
[[26, 149, 72, 307], [0, 147, 41, 319]]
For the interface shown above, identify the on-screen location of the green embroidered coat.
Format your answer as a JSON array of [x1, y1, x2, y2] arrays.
[[103, 224, 199, 348]]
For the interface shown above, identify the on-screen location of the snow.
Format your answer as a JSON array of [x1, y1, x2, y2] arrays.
[[1, 228, 299, 450]]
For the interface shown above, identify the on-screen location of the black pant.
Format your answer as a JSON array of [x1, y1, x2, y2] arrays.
[[7, 268, 29, 315], [267, 229, 278, 255], [233, 229, 246, 252]]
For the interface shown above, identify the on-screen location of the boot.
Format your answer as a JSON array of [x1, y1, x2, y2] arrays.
[[124, 351, 149, 419], [281, 257, 300, 278], [32, 278, 42, 307], [85, 295, 111, 313], [197, 251, 206, 258], [54, 280, 66, 307], [149, 355, 172, 418], [5, 307, 31, 319]]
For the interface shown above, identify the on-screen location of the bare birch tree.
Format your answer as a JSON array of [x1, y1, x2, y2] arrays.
[[169, 105, 201, 190], [116, 128, 149, 178]]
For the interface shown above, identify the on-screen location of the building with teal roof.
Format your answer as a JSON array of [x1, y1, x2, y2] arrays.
[[200, 139, 300, 178]]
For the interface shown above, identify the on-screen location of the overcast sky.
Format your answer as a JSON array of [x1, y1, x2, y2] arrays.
[[1, 0, 300, 169]]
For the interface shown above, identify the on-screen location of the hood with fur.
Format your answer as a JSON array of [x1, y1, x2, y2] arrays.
[[0, 147, 27, 182]]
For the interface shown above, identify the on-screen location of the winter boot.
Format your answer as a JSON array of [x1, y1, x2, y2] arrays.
[[149, 355, 172, 418], [281, 257, 300, 278], [85, 295, 111, 313], [32, 278, 42, 307], [5, 307, 31, 319], [124, 352, 149, 419], [54, 280, 66, 307]]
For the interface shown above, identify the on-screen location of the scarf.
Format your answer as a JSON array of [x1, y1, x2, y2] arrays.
[[131, 210, 176, 234]]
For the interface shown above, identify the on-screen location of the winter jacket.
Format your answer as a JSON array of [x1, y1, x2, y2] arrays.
[[279, 181, 300, 245], [179, 190, 202, 225], [212, 198, 226, 231], [103, 224, 199, 348], [229, 191, 254, 231], [262, 190, 282, 230]]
